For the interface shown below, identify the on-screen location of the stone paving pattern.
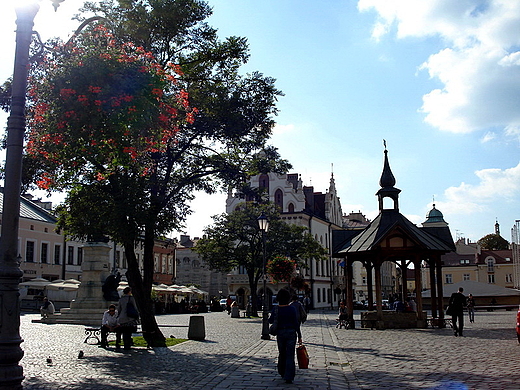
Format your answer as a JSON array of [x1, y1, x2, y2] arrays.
[[19, 309, 520, 389]]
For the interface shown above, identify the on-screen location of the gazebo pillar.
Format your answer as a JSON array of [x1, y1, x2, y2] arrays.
[[435, 257, 445, 325], [346, 259, 355, 328], [374, 260, 383, 322], [400, 260, 408, 300], [366, 261, 374, 310], [429, 258, 438, 318], [413, 256, 425, 325]]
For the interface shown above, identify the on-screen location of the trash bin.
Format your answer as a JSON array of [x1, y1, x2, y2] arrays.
[[188, 315, 205, 341]]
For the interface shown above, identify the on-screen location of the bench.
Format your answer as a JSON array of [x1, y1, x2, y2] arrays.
[[84, 327, 103, 344], [84, 327, 142, 345]]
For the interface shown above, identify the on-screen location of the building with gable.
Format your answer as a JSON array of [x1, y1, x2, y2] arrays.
[[226, 171, 345, 309]]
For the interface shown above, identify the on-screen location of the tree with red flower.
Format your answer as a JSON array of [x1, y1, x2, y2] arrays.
[[20, 2, 287, 347]]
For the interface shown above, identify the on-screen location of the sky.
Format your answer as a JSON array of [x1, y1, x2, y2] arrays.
[[1, 0, 519, 243]]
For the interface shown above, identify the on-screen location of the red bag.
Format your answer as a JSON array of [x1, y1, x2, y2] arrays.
[[296, 344, 309, 369]]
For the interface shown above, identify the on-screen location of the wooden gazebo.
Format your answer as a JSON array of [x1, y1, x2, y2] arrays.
[[333, 148, 455, 328]]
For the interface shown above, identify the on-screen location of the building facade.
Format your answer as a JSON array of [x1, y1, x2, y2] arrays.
[[174, 235, 228, 299], [5, 193, 174, 289], [226, 171, 345, 309]]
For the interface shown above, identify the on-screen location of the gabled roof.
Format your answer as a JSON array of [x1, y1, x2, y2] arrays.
[[335, 209, 454, 255], [0, 192, 57, 224]]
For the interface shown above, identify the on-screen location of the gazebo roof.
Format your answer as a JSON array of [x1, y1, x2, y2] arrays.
[[335, 209, 454, 255]]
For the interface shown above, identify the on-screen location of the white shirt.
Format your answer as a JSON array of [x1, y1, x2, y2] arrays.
[[102, 310, 119, 327]]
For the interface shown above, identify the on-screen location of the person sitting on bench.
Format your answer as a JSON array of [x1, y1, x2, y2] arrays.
[[40, 297, 55, 319], [100, 304, 120, 348]]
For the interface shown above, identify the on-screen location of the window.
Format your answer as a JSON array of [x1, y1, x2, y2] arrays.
[[445, 274, 453, 284], [26, 241, 35, 262], [67, 246, 74, 265], [362, 276, 367, 285], [77, 247, 83, 266], [154, 255, 159, 272], [41, 243, 48, 264], [460, 259, 470, 264], [274, 189, 283, 210], [115, 251, 121, 268], [488, 274, 495, 284], [486, 257, 495, 273], [54, 245, 61, 265], [463, 274, 470, 281], [317, 289, 321, 303], [288, 203, 295, 213], [506, 274, 513, 283]]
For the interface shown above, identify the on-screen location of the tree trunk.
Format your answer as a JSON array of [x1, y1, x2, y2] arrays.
[[124, 241, 166, 347]]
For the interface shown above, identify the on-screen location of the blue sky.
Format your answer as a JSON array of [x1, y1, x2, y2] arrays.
[[1, 1, 519, 243]]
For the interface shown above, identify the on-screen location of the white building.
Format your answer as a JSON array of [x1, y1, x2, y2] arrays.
[[226, 172, 345, 309]]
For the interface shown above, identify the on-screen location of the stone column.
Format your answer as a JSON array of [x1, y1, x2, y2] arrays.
[[50, 242, 112, 325]]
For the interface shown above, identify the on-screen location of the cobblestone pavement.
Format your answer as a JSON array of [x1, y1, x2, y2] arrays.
[[19, 309, 519, 389]]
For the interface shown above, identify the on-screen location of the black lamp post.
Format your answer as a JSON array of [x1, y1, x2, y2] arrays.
[[0, 2, 64, 388], [257, 213, 270, 340]]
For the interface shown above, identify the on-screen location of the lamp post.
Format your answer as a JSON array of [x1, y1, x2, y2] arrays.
[[257, 213, 270, 340], [0, 2, 64, 388]]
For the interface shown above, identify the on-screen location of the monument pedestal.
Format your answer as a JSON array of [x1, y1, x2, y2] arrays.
[[38, 242, 115, 326]]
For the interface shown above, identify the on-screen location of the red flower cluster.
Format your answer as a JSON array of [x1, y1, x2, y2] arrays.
[[26, 23, 199, 189], [267, 256, 296, 283]]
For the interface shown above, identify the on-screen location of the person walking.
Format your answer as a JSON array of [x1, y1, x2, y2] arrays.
[[449, 287, 466, 336], [117, 287, 139, 350], [466, 293, 476, 323], [269, 289, 302, 384], [290, 295, 307, 324]]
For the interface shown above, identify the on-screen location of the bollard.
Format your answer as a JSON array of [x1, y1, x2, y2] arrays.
[[188, 315, 205, 341]]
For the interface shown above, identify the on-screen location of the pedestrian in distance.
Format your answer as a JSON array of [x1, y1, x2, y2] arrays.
[[226, 295, 233, 315], [466, 293, 476, 323], [100, 304, 120, 348], [290, 294, 307, 324], [449, 287, 466, 336], [40, 297, 55, 319], [303, 295, 311, 313], [269, 289, 302, 384], [116, 287, 139, 350]]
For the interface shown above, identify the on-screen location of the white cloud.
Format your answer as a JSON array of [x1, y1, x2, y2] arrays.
[[359, 0, 520, 137], [481, 131, 496, 143], [437, 162, 520, 215]]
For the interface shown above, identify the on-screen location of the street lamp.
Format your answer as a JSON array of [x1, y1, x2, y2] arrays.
[[0, 2, 64, 388], [257, 213, 270, 340]]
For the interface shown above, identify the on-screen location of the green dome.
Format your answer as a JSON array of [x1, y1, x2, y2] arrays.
[[425, 204, 445, 223]]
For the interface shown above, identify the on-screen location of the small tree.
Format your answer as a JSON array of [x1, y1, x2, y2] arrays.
[[477, 234, 509, 250], [194, 203, 327, 316]]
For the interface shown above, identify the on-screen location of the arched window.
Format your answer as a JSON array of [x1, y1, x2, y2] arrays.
[[259, 174, 269, 191], [288, 203, 295, 213], [275, 189, 283, 210]]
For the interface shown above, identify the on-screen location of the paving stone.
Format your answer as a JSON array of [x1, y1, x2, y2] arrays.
[[17, 309, 520, 389]]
